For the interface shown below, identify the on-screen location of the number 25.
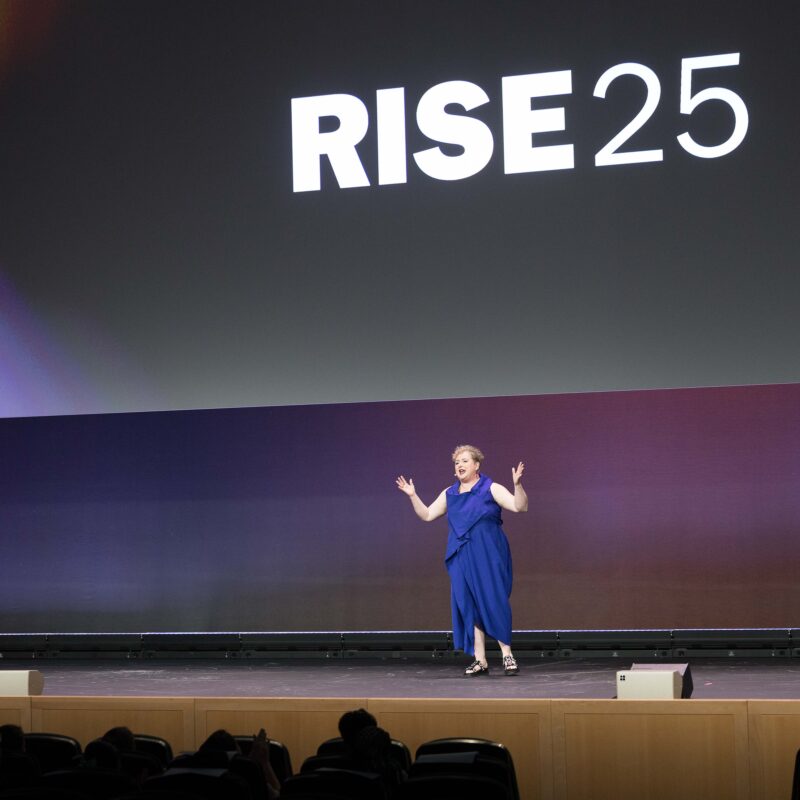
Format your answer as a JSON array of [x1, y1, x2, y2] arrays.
[[593, 53, 749, 166]]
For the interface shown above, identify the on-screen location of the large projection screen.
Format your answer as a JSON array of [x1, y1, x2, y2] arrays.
[[0, 0, 798, 417], [1, 2, 799, 635]]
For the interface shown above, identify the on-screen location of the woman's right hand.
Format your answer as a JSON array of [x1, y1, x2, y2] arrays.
[[395, 475, 415, 496]]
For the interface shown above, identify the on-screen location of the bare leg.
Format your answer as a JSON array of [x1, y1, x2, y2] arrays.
[[476, 629, 513, 660], [473, 626, 487, 665]]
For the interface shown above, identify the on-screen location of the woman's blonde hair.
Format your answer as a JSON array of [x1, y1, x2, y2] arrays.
[[451, 444, 484, 464]]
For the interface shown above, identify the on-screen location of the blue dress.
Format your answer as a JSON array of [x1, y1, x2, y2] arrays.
[[444, 474, 513, 656]]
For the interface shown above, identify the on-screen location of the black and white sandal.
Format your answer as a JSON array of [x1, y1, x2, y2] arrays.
[[464, 659, 490, 677], [503, 655, 519, 676]]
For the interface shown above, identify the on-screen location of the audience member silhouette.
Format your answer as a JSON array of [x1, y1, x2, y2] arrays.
[[353, 725, 406, 788], [38, 737, 137, 798], [0, 724, 40, 791], [0, 725, 26, 754], [186, 727, 280, 798], [78, 739, 121, 771], [101, 725, 162, 784], [338, 708, 377, 754], [335, 710, 407, 790], [101, 726, 136, 754]]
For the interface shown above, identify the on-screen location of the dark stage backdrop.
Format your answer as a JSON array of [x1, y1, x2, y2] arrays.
[[0, 1, 799, 417], [1, 383, 798, 633]]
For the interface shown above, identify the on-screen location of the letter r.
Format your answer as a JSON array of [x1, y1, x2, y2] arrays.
[[291, 94, 371, 192]]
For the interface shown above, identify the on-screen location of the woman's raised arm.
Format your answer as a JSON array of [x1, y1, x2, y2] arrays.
[[396, 476, 447, 522], [489, 461, 528, 513]]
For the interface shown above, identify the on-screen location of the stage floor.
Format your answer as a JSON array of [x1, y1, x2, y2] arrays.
[[8, 657, 800, 699]]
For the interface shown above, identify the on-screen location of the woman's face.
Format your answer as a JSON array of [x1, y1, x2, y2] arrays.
[[453, 450, 480, 483]]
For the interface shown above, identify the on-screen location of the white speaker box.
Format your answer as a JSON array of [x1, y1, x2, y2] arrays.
[[616, 668, 682, 699], [0, 670, 45, 696]]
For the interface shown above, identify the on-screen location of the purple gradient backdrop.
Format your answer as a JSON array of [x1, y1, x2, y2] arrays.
[[1, 383, 799, 632]]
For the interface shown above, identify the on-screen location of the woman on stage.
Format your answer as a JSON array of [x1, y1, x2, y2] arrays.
[[396, 445, 528, 676]]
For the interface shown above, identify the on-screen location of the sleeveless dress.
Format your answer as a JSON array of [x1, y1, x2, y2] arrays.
[[444, 473, 513, 656]]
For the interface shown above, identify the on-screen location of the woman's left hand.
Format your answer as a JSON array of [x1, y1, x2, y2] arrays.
[[512, 461, 525, 485]]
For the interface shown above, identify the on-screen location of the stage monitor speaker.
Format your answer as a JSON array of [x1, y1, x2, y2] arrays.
[[616, 663, 693, 699], [0, 669, 44, 696], [632, 662, 693, 698]]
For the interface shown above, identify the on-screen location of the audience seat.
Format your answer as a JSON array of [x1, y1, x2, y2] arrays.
[[171, 749, 266, 799], [0, 752, 41, 791], [233, 735, 293, 783], [282, 768, 387, 800], [0, 788, 90, 800], [39, 767, 137, 799], [396, 772, 509, 800], [132, 735, 173, 769], [119, 792, 203, 800], [415, 737, 519, 800], [300, 754, 358, 774], [143, 767, 250, 799], [23, 734, 81, 774], [119, 751, 163, 783], [316, 736, 411, 771]]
